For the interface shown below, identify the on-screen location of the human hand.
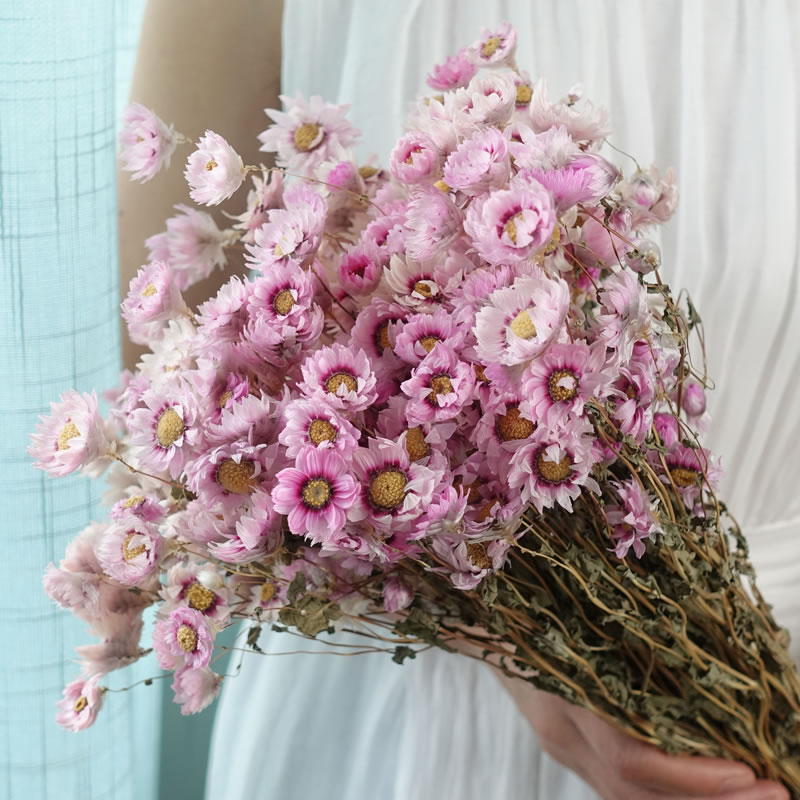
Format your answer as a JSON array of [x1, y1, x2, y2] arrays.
[[498, 678, 790, 800]]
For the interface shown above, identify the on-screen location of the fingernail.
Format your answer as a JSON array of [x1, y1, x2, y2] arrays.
[[718, 772, 755, 791]]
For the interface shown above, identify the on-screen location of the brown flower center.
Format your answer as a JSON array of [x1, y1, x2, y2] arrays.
[[73, 696, 88, 713], [358, 165, 379, 180], [302, 478, 332, 509], [176, 624, 198, 653], [548, 370, 579, 403], [535, 450, 573, 484], [466, 541, 492, 569], [308, 418, 337, 445], [325, 371, 358, 395], [156, 407, 184, 448], [218, 390, 232, 409], [670, 466, 699, 488], [205, 159, 218, 171], [481, 36, 502, 59], [454, 477, 483, 504], [419, 335, 440, 353], [475, 499, 499, 523], [273, 288, 295, 316], [293, 123, 323, 152], [368, 468, 408, 511], [428, 374, 453, 399], [122, 532, 147, 563], [185, 582, 215, 612], [474, 364, 489, 384], [404, 427, 430, 462], [216, 458, 256, 495], [142, 282, 158, 297], [57, 421, 80, 451], [509, 309, 536, 340], [516, 84, 533, 105], [412, 280, 433, 298], [495, 406, 535, 442], [260, 581, 276, 604], [375, 320, 392, 351]]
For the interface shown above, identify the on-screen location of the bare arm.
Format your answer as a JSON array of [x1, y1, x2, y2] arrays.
[[117, 0, 283, 369]]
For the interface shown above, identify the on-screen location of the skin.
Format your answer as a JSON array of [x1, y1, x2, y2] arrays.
[[118, 4, 791, 798]]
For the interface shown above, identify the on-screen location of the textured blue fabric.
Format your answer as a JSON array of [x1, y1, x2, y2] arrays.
[[0, 2, 156, 799]]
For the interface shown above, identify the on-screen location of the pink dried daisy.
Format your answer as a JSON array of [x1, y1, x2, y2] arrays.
[[234, 489, 283, 553], [271, 448, 358, 543], [400, 345, 476, 425], [121, 260, 188, 332], [76, 613, 146, 675], [348, 298, 405, 375], [508, 418, 600, 513], [259, 92, 361, 175], [619, 166, 678, 227], [611, 360, 657, 444], [657, 444, 721, 508], [447, 71, 517, 130], [429, 535, 511, 591], [338, 240, 384, 296], [247, 261, 323, 337], [145, 204, 228, 291], [389, 132, 441, 185], [522, 153, 619, 212], [427, 47, 476, 91], [127, 383, 203, 479], [443, 126, 510, 196], [606, 478, 661, 559], [350, 437, 441, 534], [154, 606, 215, 670], [185, 130, 246, 206], [231, 170, 284, 244], [29, 389, 114, 478], [594, 269, 652, 363], [473, 391, 536, 457], [172, 666, 223, 716], [56, 673, 105, 732], [204, 393, 279, 449], [382, 255, 442, 311], [161, 562, 231, 622], [394, 308, 468, 365], [382, 576, 414, 613], [95, 516, 162, 586], [194, 275, 251, 357], [527, 79, 611, 146], [468, 21, 518, 67], [404, 185, 464, 262], [119, 103, 177, 183], [473, 275, 570, 366], [297, 343, 377, 413], [464, 178, 556, 265], [279, 399, 360, 459], [110, 493, 163, 523], [653, 412, 680, 449]]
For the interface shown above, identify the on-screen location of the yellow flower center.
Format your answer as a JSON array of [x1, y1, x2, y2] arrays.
[[218, 390, 232, 409], [73, 696, 88, 713], [412, 280, 433, 298], [503, 213, 522, 244], [418, 335, 440, 353], [273, 289, 295, 316], [368, 468, 408, 511], [176, 624, 198, 653], [466, 541, 493, 569], [260, 581, 276, 604], [495, 406, 535, 442], [293, 123, 323, 152], [536, 451, 573, 484], [376, 320, 392, 352], [404, 427, 430, 462], [325, 371, 358, 395], [185, 582, 215, 612], [481, 36, 502, 59], [427, 374, 453, 404], [516, 84, 533, 105], [548, 370, 579, 403], [205, 159, 218, 171], [509, 309, 537, 340], [57, 421, 80, 451], [156, 407, 184, 448], [404, 146, 423, 165], [308, 418, 337, 445], [216, 458, 256, 495], [433, 179, 451, 193], [670, 466, 699, 488], [358, 165, 379, 180], [142, 283, 158, 297], [302, 478, 332, 509], [122, 495, 145, 510], [122, 532, 147, 563]]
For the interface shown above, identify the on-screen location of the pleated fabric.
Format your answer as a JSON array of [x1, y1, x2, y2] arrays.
[[0, 2, 157, 799], [207, 2, 800, 798]]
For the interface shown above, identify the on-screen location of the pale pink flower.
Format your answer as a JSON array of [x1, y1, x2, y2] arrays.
[[338, 240, 384, 296], [523, 153, 619, 212], [412, 483, 469, 538], [154, 607, 215, 670], [576, 208, 632, 269], [473, 391, 537, 457], [606, 478, 661, 559], [185, 130, 246, 205], [464, 178, 556, 265], [389, 132, 441, 185], [121, 261, 188, 333], [119, 103, 177, 183], [443, 126, 510, 196], [75, 613, 146, 675], [272, 448, 358, 543], [619, 166, 678, 227], [231, 170, 284, 243], [625, 238, 662, 275], [56, 674, 105, 732], [447, 71, 517, 129], [612, 360, 656, 444], [394, 308, 468, 365], [348, 298, 406, 373], [382, 576, 414, 613], [382, 255, 442, 311], [29, 390, 113, 478], [654, 412, 680, 448], [279, 399, 360, 459], [194, 275, 250, 358], [468, 22, 518, 67], [160, 562, 231, 622], [594, 269, 652, 363], [110, 493, 163, 523], [297, 343, 377, 413], [172, 666, 223, 715], [527, 79, 611, 145], [404, 185, 464, 261], [204, 392, 279, 449], [401, 345, 476, 425], [234, 490, 283, 554], [473, 275, 570, 366], [95, 516, 162, 586], [145, 204, 228, 290], [656, 443, 721, 508], [681, 381, 707, 418], [429, 535, 510, 591], [427, 47, 477, 91], [259, 92, 360, 175]]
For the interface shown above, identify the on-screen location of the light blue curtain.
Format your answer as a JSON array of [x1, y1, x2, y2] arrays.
[[0, 2, 154, 799]]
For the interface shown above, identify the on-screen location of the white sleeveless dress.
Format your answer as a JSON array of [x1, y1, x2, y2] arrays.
[[206, 3, 800, 798]]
